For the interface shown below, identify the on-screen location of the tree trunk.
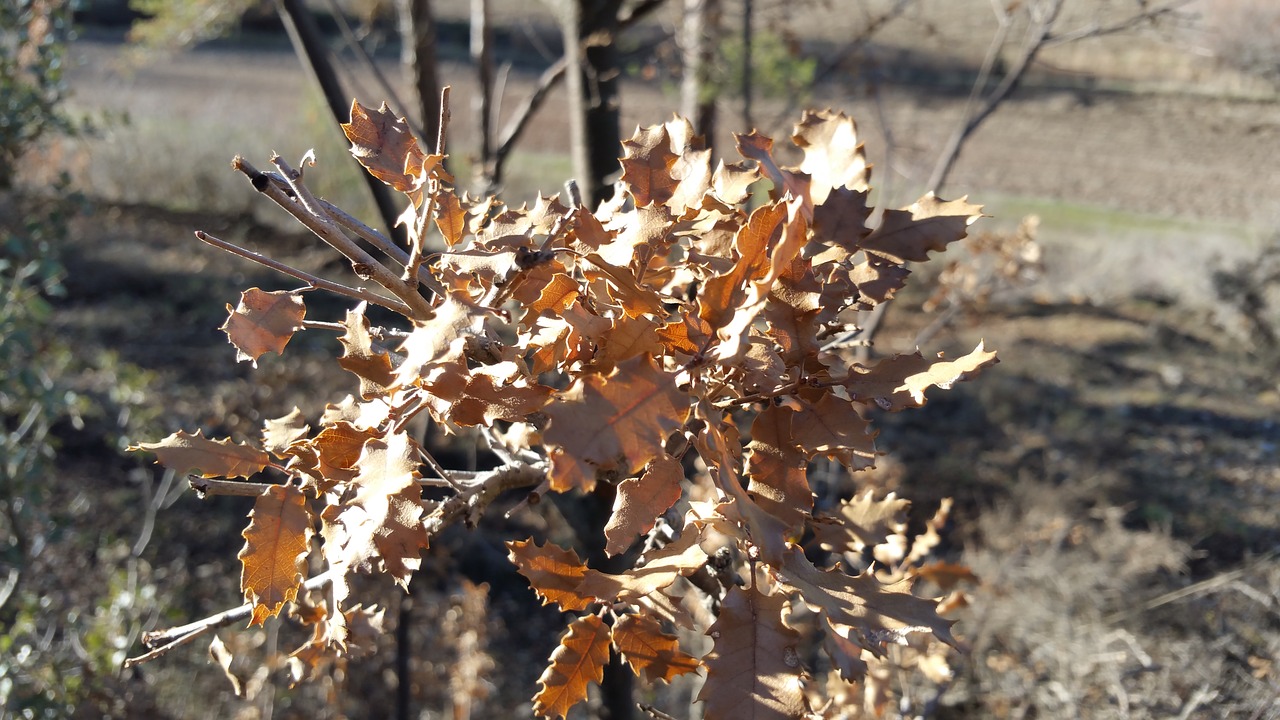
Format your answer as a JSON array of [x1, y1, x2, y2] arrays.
[[566, 0, 624, 208], [472, 0, 498, 193], [740, 0, 753, 130], [399, 0, 443, 144], [275, 0, 403, 241], [681, 0, 719, 148]]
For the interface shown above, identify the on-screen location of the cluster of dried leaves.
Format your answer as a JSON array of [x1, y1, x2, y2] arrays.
[[130, 100, 996, 718]]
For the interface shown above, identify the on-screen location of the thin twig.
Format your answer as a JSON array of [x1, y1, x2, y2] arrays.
[[403, 86, 451, 286], [126, 459, 546, 669], [124, 567, 344, 668], [188, 476, 277, 498], [195, 231, 411, 315], [234, 156, 435, 320]]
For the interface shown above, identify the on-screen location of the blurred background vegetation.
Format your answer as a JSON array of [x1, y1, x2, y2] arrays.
[[2, 0, 1280, 717]]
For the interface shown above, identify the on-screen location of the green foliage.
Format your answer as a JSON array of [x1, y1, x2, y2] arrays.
[[127, 0, 258, 52], [710, 30, 817, 105], [0, 0, 75, 189]]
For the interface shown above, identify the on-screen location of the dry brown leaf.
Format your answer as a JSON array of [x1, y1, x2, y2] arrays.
[[604, 454, 685, 557], [342, 100, 442, 202], [261, 407, 310, 458], [544, 355, 690, 492], [843, 342, 999, 411], [860, 194, 984, 263], [132, 430, 270, 479], [220, 288, 305, 367], [208, 635, 245, 697], [321, 432, 428, 588], [813, 490, 910, 554], [506, 539, 594, 611], [620, 123, 679, 208], [791, 110, 870, 203], [779, 547, 957, 665], [533, 614, 611, 719], [697, 586, 805, 720], [699, 201, 786, 332], [434, 191, 467, 246], [337, 304, 396, 399], [239, 484, 313, 625], [745, 404, 813, 530], [611, 614, 700, 683], [789, 389, 878, 470], [735, 130, 810, 205]]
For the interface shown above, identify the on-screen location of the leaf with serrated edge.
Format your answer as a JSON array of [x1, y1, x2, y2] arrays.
[[221, 288, 305, 367], [544, 355, 689, 492], [620, 123, 679, 207], [697, 586, 805, 720], [507, 539, 594, 611], [611, 614, 700, 683], [745, 404, 812, 530], [239, 484, 313, 626], [791, 109, 870, 203], [901, 342, 998, 405], [262, 407, 309, 458], [778, 547, 957, 665], [813, 490, 909, 554], [132, 430, 270, 479], [789, 388, 878, 470], [860, 193, 984, 263], [339, 431, 429, 587], [533, 614, 611, 719], [337, 303, 396, 399], [604, 454, 685, 557], [843, 342, 998, 411], [341, 100, 441, 202]]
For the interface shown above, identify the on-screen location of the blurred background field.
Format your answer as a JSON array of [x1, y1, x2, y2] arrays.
[[4, 0, 1280, 717]]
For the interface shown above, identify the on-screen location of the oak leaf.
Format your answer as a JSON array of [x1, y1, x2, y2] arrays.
[[789, 389, 878, 470], [533, 614, 611, 719], [507, 539, 594, 611], [239, 484, 314, 626], [860, 194, 984, 263], [342, 100, 443, 203], [221, 288, 305, 367], [132, 430, 270, 479], [620, 123, 679, 208], [611, 614, 700, 683], [261, 407, 310, 458], [697, 586, 805, 720], [745, 404, 813, 530], [544, 355, 690, 492], [337, 303, 396, 399], [735, 130, 810, 206], [791, 109, 870, 203], [813, 490, 910, 554], [604, 454, 685, 557], [322, 432, 428, 589], [843, 342, 999, 411], [779, 548, 957, 664]]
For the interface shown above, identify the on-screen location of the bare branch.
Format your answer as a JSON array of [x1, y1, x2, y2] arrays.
[[233, 155, 435, 320], [195, 230, 413, 315], [126, 459, 546, 668], [188, 476, 279, 499]]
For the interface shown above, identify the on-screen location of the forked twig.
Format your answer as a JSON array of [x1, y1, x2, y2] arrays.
[[233, 156, 435, 320], [125, 459, 546, 668], [195, 231, 412, 315]]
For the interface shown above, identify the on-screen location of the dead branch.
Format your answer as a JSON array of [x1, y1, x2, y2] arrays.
[[126, 458, 547, 668], [233, 155, 435, 320]]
